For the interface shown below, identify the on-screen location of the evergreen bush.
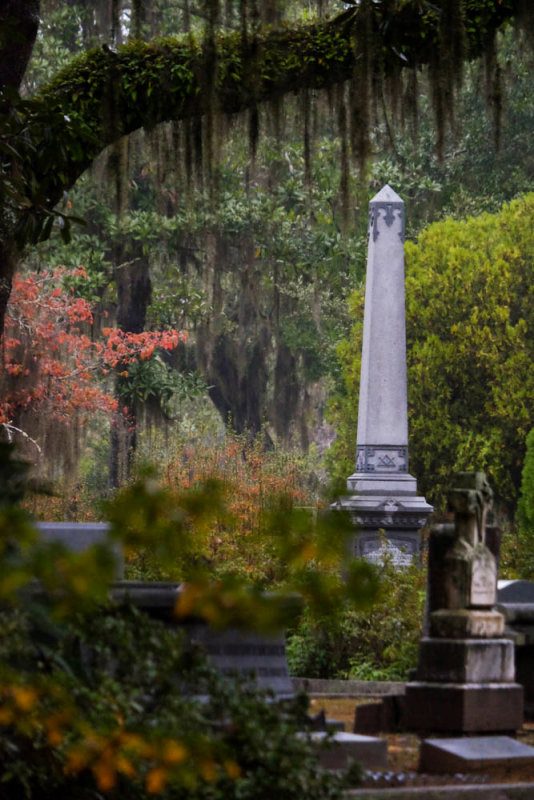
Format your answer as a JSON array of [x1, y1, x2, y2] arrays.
[[0, 443, 370, 798], [287, 558, 426, 681]]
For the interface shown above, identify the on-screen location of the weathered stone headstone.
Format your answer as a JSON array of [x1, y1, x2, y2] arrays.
[[111, 581, 294, 699], [404, 472, 523, 732], [497, 579, 534, 717], [335, 185, 432, 561], [36, 521, 124, 578]]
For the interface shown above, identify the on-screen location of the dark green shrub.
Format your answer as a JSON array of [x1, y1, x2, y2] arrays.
[[0, 601, 350, 799], [287, 558, 426, 681], [517, 428, 534, 539], [0, 444, 355, 798], [502, 427, 534, 580]]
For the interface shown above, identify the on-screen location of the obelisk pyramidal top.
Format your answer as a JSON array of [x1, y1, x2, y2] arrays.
[[342, 185, 432, 563]]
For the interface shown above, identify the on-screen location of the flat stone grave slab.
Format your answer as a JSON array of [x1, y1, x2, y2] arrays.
[[301, 731, 387, 770], [419, 736, 534, 773]]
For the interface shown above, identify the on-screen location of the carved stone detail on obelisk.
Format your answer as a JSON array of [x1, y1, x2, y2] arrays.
[[336, 185, 432, 564]]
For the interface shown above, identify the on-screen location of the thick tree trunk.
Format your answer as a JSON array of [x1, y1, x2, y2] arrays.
[[195, 233, 271, 438], [0, 242, 19, 336], [115, 258, 152, 334], [0, 1, 40, 335], [0, 0, 40, 88], [109, 411, 138, 489], [273, 344, 299, 442], [108, 245, 152, 487]]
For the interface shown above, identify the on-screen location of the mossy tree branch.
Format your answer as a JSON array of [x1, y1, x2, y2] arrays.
[[36, 0, 522, 200]]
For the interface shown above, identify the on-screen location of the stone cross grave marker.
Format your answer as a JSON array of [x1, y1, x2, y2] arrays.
[[404, 472, 524, 733]]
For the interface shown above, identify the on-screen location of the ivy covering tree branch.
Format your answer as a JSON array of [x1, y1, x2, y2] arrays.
[[35, 0, 526, 194]]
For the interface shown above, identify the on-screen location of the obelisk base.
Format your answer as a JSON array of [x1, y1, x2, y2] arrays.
[[337, 472, 432, 565]]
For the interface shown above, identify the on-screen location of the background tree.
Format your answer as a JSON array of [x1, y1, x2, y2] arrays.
[[3, 0, 534, 492], [518, 428, 534, 538], [0, 265, 185, 491]]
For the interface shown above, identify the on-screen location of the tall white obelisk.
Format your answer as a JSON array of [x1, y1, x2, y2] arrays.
[[340, 185, 432, 564]]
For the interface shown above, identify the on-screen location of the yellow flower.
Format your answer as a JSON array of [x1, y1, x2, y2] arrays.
[[94, 759, 116, 792], [47, 727, 63, 747], [116, 754, 136, 778], [200, 759, 217, 782], [65, 747, 90, 773], [224, 760, 241, 779], [12, 686, 38, 711], [163, 740, 187, 765], [146, 767, 167, 793]]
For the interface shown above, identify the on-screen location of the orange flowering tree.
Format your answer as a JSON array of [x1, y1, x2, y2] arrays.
[[1, 266, 187, 463], [125, 435, 313, 584]]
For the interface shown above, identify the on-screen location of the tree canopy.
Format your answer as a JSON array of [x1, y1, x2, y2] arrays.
[[1, 0, 532, 334]]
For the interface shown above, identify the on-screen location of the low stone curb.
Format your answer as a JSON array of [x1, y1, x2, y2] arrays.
[[345, 784, 534, 799], [292, 678, 405, 696]]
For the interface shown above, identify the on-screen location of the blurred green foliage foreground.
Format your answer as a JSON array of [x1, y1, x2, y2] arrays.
[[0, 442, 378, 798]]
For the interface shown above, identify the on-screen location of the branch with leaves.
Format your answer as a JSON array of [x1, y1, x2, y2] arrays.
[[1, 267, 187, 447]]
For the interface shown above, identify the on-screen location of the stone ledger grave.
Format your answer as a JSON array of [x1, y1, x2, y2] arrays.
[[419, 736, 534, 774], [335, 185, 432, 562], [31, 526, 294, 699], [110, 581, 294, 699]]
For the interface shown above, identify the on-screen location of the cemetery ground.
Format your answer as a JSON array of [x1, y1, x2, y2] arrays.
[[309, 695, 534, 789]]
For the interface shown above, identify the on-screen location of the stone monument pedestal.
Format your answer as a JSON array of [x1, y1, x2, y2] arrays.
[[404, 681, 523, 733], [339, 472, 432, 564], [405, 630, 523, 732]]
